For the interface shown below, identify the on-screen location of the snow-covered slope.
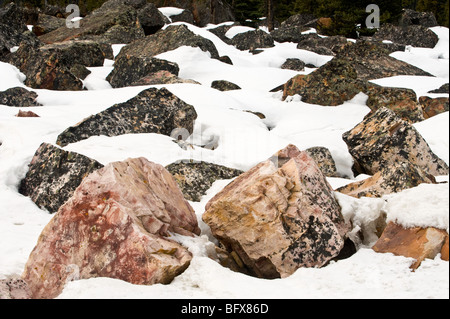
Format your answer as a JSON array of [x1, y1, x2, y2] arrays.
[[0, 19, 448, 299]]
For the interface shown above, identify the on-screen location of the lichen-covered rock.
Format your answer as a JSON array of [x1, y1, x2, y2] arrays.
[[305, 146, 339, 177], [38, 1, 145, 44], [211, 80, 241, 91], [19, 143, 104, 213], [419, 96, 449, 119], [230, 29, 274, 51], [280, 58, 305, 71], [31, 14, 65, 36], [115, 24, 220, 61], [270, 13, 316, 43], [296, 34, 348, 56], [373, 23, 439, 48], [342, 107, 449, 176], [0, 87, 41, 107], [336, 162, 436, 198], [106, 56, 180, 88], [166, 161, 243, 202], [22, 157, 200, 299], [202, 144, 350, 279], [428, 83, 449, 94], [373, 222, 448, 270], [399, 9, 438, 28], [56, 87, 197, 147]]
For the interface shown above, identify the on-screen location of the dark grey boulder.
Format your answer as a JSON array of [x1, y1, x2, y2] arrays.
[[0, 87, 41, 107]]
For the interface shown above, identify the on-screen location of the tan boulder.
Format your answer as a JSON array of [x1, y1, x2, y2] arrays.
[[372, 222, 449, 270], [203, 145, 349, 279], [22, 157, 200, 299]]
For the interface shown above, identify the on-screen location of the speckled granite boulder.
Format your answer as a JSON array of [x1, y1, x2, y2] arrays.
[[0, 87, 41, 107]]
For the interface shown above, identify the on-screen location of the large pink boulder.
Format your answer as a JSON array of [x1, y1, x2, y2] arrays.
[[22, 157, 200, 299], [203, 145, 350, 279]]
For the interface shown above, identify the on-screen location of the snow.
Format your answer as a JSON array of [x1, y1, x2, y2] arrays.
[[0, 19, 448, 299]]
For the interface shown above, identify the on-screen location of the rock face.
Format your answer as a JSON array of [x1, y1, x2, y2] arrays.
[[373, 222, 449, 270], [115, 24, 220, 61], [373, 24, 439, 48], [38, 1, 145, 44], [0, 87, 41, 107], [336, 162, 436, 198], [342, 107, 449, 177], [202, 145, 349, 279], [19, 143, 104, 214], [106, 56, 180, 88], [56, 87, 197, 147], [22, 157, 200, 299], [419, 96, 449, 119], [166, 161, 243, 202]]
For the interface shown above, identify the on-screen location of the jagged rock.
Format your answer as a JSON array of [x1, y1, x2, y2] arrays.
[[136, 2, 168, 35], [0, 3, 28, 31], [19, 143, 104, 214], [335, 41, 432, 81], [305, 146, 339, 177], [373, 222, 448, 270], [0, 277, 31, 299], [202, 144, 350, 279], [365, 85, 425, 123], [336, 162, 436, 198], [211, 80, 241, 91], [399, 9, 438, 28], [0, 87, 41, 107], [38, 1, 145, 44], [342, 107, 449, 176], [296, 34, 348, 56], [166, 161, 243, 202], [373, 23, 439, 48], [106, 56, 180, 88], [281, 58, 305, 71], [419, 96, 449, 119], [69, 64, 91, 80], [56, 87, 197, 147], [207, 23, 237, 44], [230, 29, 274, 51], [270, 14, 316, 43], [115, 24, 220, 61], [170, 9, 195, 24], [22, 157, 200, 299], [428, 83, 449, 94], [32, 14, 65, 36]]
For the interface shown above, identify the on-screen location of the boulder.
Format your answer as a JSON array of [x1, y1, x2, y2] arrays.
[[428, 83, 449, 94], [115, 24, 220, 61], [305, 146, 339, 177], [372, 23, 439, 48], [211, 80, 241, 91], [296, 33, 348, 56], [270, 14, 316, 43], [38, 1, 145, 44], [56, 87, 198, 147], [22, 157, 200, 299], [399, 9, 438, 28], [129, 70, 200, 86], [372, 222, 449, 270], [16, 110, 40, 118], [342, 107, 449, 176], [419, 96, 449, 119], [336, 162, 436, 198], [136, 2, 168, 35], [169, 9, 195, 24], [6, 43, 83, 91], [32, 14, 65, 36], [280, 58, 305, 72], [0, 87, 41, 107], [107, 55, 180, 88], [230, 29, 274, 51], [335, 41, 432, 81], [202, 144, 350, 279], [166, 161, 243, 202], [19, 143, 104, 214]]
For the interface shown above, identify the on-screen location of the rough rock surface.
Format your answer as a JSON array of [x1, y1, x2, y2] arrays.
[[202, 145, 349, 279], [38, 1, 145, 44], [211, 80, 241, 91], [115, 24, 220, 61], [305, 146, 339, 177], [0, 87, 41, 107], [230, 29, 274, 51], [336, 162, 436, 198], [419, 96, 449, 119], [31, 14, 65, 36], [270, 13, 316, 43], [428, 83, 449, 94], [56, 87, 197, 147], [0, 277, 31, 299], [399, 9, 438, 28], [166, 161, 243, 202], [373, 24, 439, 48], [22, 157, 200, 299], [372, 222, 449, 269], [19, 143, 104, 214], [106, 56, 180, 88], [297, 34, 348, 56], [281, 58, 305, 71], [342, 107, 449, 176]]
